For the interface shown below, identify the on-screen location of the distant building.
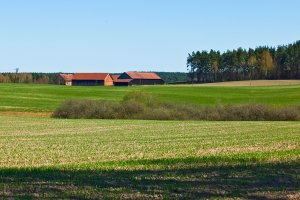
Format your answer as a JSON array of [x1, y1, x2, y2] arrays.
[[114, 72, 165, 86], [59, 74, 73, 86], [110, 74, 121, 82], [72, 73, 113, 86]]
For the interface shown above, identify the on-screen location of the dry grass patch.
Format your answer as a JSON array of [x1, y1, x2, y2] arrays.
[[187, 80, 300, 87], [0, 111, 51, 117]]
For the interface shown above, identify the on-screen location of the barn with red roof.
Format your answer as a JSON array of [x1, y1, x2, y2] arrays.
[[110, 74, 121, 82], [72, 73, 113, 86], [114, 72, 164, 86], [59, 74, 73, 86]]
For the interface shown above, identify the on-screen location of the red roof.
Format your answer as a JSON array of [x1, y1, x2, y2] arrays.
[[72, 73, 109, 80], [59, 74, 73, 81], [125, 72, 162, 80], [111, 74, 120, 81]]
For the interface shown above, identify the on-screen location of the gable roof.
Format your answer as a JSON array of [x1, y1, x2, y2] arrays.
[[72, 73, 109, 80], [59, 74, 73, 82], [111, 74, 120, 81], [125, 72, 162, 80]]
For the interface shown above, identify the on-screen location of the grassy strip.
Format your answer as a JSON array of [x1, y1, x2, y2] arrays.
[[3, 149, 299, 171], [0, 111, 51, 117]]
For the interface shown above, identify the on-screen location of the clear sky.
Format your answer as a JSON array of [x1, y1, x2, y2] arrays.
[[0, 0, 299, 73]]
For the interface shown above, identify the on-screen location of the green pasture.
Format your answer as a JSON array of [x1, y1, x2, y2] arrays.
[[0, 83, 300, 112], [0, 116, 299, 198]]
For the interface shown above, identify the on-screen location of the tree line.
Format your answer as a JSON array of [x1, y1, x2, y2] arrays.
[[156, 72, 188, 83], [0, 73, 61, 84], [187, 40, 300, 83]]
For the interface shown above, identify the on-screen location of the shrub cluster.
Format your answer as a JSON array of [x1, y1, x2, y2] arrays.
[[52, 91, 300, 121]]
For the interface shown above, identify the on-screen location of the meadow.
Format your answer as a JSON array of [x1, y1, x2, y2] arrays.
[[0, 83, 300, 113], [0, 83, 300, 198]]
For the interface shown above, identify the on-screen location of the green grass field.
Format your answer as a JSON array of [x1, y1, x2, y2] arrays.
[[0, 83, 300, 198], [0, 83, 300, 112]]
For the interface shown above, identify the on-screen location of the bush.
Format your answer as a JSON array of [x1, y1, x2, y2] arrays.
[[52, 100, 119, 119], [202, 104, 299, 121], [52, 91, 300, 121]]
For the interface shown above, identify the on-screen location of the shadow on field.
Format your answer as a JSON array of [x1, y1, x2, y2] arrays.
[[0, 158, 299, 199]]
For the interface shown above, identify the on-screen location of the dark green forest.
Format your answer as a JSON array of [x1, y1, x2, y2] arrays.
[[156, 72, 188, 83], [187, 40, 300, 83]]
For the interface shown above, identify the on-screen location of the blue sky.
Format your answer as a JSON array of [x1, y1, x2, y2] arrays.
[[0, 0, 299, 73]]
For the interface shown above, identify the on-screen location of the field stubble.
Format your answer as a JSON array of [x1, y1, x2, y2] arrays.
[[0, 116, 299, 198], [0, 116, 299, 168]]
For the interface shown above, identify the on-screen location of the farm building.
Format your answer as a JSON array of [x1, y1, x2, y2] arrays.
[[114, 72, 165, 86], [72, 73, 114, 86], [59, 74, 73, 86], [110, 74, 121, 82]]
